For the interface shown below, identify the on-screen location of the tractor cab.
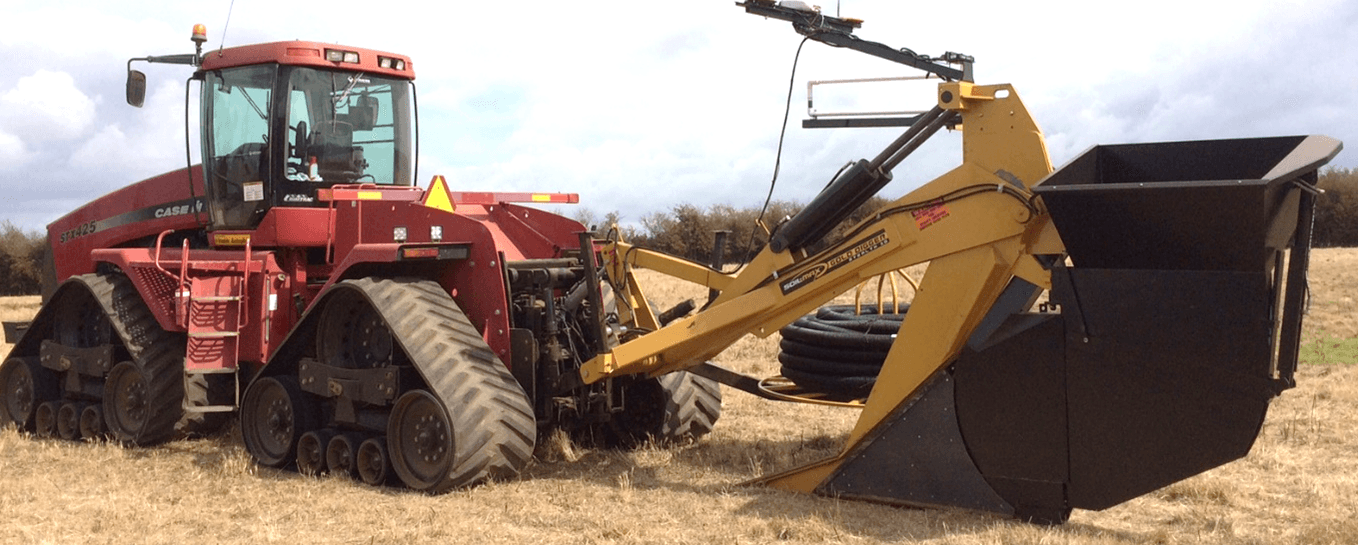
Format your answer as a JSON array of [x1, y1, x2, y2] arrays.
[[128, 34, 417, 231]]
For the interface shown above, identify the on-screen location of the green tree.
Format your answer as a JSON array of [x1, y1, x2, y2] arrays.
[[0, 221, 46, 295], [1315, 167, 1358, 247]]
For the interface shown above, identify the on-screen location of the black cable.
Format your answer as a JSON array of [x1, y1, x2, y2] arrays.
[[740, 34, 814, 268]]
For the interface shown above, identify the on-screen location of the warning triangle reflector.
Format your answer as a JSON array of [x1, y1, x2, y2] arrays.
[[421, 175, 456, 213]]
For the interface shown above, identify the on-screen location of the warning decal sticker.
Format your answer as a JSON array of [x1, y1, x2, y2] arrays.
[[243, 181, 264, 202], [911, 201, 950, 230]]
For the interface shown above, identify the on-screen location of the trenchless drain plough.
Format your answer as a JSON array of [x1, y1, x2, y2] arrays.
[[0, 1, 1342, 523]]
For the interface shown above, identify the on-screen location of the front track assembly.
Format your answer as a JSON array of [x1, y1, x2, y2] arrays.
[[240, 277, 536, 492]]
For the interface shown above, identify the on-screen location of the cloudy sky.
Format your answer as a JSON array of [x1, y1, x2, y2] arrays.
[[0, 0, 1353, 233]]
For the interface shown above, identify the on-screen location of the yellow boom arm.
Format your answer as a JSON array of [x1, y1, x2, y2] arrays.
[[579, 81, 1062, 490]]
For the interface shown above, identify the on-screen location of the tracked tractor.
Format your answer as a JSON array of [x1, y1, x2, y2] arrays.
[[0, 25, 719, 491], [0, 3, 1345, 524]]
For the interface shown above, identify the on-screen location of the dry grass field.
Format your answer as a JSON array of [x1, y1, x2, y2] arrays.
[[4, 250, 1358, 544]]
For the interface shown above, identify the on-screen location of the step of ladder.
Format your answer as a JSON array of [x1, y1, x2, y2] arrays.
[[185, 274, 244, 373], [188, 331, 240, 338], [183, 368, 242, 413]]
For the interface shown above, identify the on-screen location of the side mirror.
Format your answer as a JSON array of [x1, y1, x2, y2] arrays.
[[126, 70, 147, 108]]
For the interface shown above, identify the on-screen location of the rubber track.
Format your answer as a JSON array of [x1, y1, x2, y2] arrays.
[[654, 371, 722, 442], [344, 277, 535, 491], [86, 273, 185, 445]]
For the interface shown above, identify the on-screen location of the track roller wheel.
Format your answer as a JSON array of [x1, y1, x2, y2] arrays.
[[241, 376, 315, 468], [79, 404, 106, 440], [297, 429, 335, 476], [388, 390, 455, 491], [57, 402, 86, 440], [357, 436, 392, 486], [35, 401, 59, 438], [1, 357, 58, 431], [327, 432, 362, 478]]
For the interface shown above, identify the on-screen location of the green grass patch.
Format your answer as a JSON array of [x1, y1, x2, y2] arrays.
[[1300, 334, 1358, 365]]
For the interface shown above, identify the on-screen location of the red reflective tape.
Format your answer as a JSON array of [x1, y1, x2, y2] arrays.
[[317, 187, 423, 202], [449, 192, 580, 204]]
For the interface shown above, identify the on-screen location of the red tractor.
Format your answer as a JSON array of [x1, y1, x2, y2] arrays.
[[0, 27, 719, 491]]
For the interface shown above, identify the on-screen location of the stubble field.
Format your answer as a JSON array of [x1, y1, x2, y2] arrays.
[[3, 249, 1358, 544]]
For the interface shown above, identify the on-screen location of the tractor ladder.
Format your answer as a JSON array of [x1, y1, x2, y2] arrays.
[[154, 233, 253, 415]]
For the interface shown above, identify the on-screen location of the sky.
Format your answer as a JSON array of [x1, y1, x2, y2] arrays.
[[0, 0, 1353, 234]]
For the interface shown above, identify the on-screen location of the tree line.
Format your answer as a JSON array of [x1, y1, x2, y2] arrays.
[[590, 166, 1358, 265], [0, 166, 1354, 296], [1313, 167, 1358, 247], [576, 196, 891, 267]]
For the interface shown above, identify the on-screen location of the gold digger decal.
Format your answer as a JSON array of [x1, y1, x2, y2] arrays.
[[779, 230, 890, 295]]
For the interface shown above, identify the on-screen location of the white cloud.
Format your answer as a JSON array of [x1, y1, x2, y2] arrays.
[[0, 130, 30, 170], [0, 70, 96, 142], [0, 0, 1351, 234], [70, 78, 193, 184]]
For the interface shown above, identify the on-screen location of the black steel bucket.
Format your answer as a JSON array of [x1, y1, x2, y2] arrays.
[[818, 135, 1342, 522]]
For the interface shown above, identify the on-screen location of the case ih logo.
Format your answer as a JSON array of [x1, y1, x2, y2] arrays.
[[154, 201, 204, 218], [61, 197, 209, 244], [779, 230, 890, 295]]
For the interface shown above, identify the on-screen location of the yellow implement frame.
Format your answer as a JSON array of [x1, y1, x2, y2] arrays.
[[578, 81, 1066, 494]]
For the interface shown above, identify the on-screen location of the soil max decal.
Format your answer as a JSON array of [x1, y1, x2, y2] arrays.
[[779, 230, 890, 295]]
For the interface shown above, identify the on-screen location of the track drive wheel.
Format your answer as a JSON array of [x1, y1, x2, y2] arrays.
[[0, 357, 58, 431], [606, 370, 722, 448], [241, 376, 315, 468], [316, 291, 399, 369]]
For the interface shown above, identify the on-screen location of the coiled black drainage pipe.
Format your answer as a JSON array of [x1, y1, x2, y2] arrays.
[[777, 303, 908, 396]]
